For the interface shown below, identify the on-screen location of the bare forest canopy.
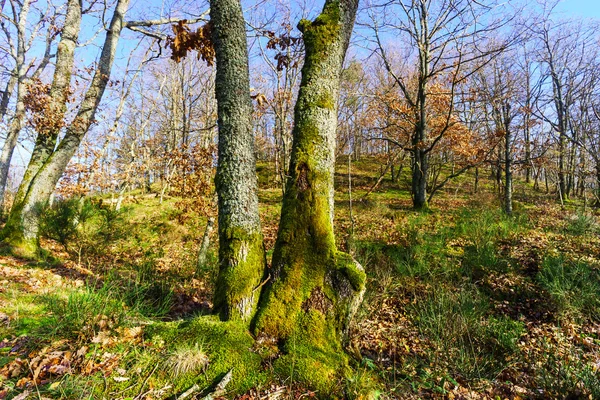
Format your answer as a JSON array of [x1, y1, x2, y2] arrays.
[[1, 0, 600, 398]]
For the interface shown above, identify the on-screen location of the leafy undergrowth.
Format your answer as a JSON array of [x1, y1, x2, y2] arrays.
[[1, 160, 600, 399]]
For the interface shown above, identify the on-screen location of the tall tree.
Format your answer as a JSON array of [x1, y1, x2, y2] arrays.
[[532, 19, 596, 201], [210, 0, 266, 323], [252, 0, 366, 387], [11, 0, 82, 211], [0, 0, 57, 210], [371, 0, 511, 209]]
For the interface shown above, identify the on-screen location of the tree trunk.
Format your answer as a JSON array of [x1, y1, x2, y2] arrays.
[[253, 0, 365, 392], [504, 129, 513, 215], [210, 0, 266, 324], [0, 95, 25, 212], [197, 216, 215, 268], [0, 66, 18, 120], [1, 0, 129, 255], [412, 149, 428, 209], [595, 164, 600, 207], [0, 0, 32, 211]]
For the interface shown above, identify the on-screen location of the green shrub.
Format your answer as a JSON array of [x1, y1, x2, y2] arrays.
[[565, 211, 596, 236], [39, 198, 85, 247]]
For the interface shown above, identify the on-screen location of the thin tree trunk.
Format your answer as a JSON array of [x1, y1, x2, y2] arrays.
[[412, 149, 428, 209], [0, 0, 32, 211], [197, 216, 215, 268], [505, 128, 513, 215], [210, 0, 266, 324], [0, 95, 25, 212], [595, 164, 600, 207], [0, 66, 18, 120]]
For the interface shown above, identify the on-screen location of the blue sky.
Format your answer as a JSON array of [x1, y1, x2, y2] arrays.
[[556, 0, 600, 18]]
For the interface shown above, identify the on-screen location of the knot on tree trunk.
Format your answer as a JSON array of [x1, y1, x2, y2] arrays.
[[302, 286, 333, 314], [329, 251, 366, 341], [296, 162, 310, 192]]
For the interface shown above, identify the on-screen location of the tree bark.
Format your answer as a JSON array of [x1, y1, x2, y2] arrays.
[[0, 66, 18, 120], [210, 0, 266, 324], [197, 216, 215, 268], [595, 164, 600, 207], [253, 0, 365, 391], [412, 149, 428, 209], [1, 0, 130, 255]]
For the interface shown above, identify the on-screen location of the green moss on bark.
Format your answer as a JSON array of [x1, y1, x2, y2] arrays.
[[250, 0, 365, 393], [297, 1, 341, 63], [0, 202, 40, 259], [213, 229, 265, 324]]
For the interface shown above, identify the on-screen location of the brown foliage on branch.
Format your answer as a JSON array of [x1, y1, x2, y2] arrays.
[[167, 21, 215, 64], [168, 144, 215, 216], [23, 78, 72, 135]]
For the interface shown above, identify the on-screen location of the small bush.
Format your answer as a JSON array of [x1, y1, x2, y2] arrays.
[[565, 211, 596, 236], [39, 198, 85, 247], [40, 197, 124, 255]]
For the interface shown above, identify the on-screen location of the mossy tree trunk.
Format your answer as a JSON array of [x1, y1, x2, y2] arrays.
[[253, 0, 365, 390], [0, 0, 129, 256], [210, 0, 266, 324]]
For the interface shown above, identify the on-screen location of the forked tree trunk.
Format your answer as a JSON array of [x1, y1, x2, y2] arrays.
[[1, 0, 130, 255], [253, 0, 365, 391], [210, 0, 266, 324], [11, 0, 82, 210]]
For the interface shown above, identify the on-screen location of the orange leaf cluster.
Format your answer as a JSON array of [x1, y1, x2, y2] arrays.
[[167, 21, 215, 64]]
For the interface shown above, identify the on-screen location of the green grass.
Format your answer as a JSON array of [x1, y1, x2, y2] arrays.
[[410, 286, 524, 381], [537, 256, 600, 322], [2, 158, 600, 399]]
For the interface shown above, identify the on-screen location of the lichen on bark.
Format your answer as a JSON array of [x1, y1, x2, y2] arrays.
[[210, 0, 266, 324]]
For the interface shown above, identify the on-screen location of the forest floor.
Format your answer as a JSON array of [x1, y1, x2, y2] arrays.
[[1, 158, 600, 399]]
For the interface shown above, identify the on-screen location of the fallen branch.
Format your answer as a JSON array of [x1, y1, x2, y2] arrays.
[[176, 369, 233, 400], [201, 369, 233, 400]]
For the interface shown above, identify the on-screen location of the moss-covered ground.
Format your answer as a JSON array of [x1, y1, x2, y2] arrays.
[[1, 156, 600, 398]]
